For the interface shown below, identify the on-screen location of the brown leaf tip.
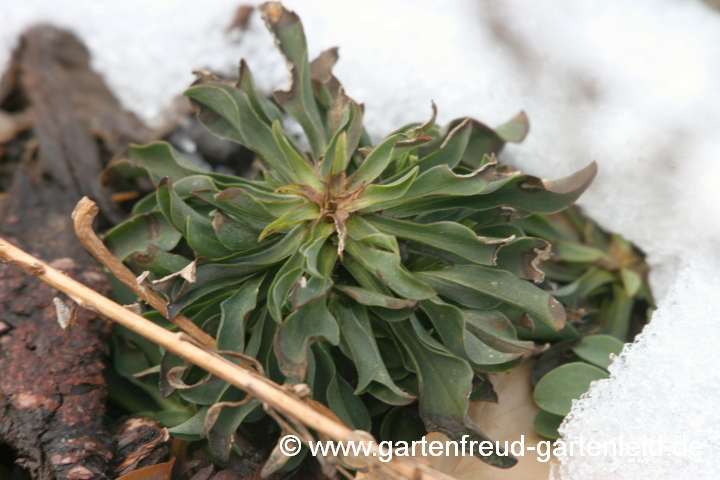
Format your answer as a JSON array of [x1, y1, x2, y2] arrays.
[[548, 295, 567, 330], [260, 2, 298, 28], [542, 161, 598, 195]]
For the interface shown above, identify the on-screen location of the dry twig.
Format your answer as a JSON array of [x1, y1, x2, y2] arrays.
[[72, 197, 215, 349], [0, 236, 456, 480]]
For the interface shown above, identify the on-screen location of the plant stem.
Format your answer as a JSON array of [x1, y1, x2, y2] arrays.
[[0, 235, 455, 480]]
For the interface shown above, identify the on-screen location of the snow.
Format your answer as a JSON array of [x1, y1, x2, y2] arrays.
[[3, 0, 720, 478], [553, 257, 720, 479]]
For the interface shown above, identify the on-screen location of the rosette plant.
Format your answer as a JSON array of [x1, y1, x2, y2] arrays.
[[509, 208, 653, 439], [105, 2, 597, 470]]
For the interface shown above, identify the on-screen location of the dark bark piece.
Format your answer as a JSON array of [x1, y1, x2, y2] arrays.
[[0, 256, 113, 480], [0, 26, 157, 480], [0, 25, 151, 251], [110, 417, 170, 477]]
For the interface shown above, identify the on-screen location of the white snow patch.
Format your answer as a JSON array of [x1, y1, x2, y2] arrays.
[[553, 250, 720, 478], [3, 0, 720, 478]]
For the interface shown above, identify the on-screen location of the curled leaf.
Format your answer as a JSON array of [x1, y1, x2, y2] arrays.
[[53, 297, 78, 330], [260, 2, 327, 157]]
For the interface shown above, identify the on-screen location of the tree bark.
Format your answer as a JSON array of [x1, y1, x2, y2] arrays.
[[0, 26, 164, 480]]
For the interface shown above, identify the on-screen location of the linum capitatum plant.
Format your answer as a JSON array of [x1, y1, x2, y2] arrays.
[[512, 208, 653, 439], [104, 2, 599, 472]]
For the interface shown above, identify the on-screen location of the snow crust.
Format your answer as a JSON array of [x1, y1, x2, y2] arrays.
[[3, 0, 720, 478]]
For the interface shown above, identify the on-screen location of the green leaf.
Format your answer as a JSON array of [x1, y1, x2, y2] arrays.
[[516, 321, 580, 343], [452, 112, 529, 168], [260, 3, 327, 158], [350, 167, 418, 211], [292, 243, 336, 309], [167, 280, 252, 318], [551, 266, 615, 302], [111, 335, 174, 411], [493, 236, 551, 283], [184, 83, 245, 143], [237, 59, 279, 125], [415, 119, 472, 173], [379, 405, 427, 443], [416, 265, 566, 330], [274, 298, 340, 382], [330, 92, 365, 155], [331, 131, 349, 175], [184, 82, 293, 183], [347, 134, 422, 189], [344, 237, 435, 300], [327, 372, 372, 432], [533, 362, 609, 416], [341, 255, 415, 322], [368, 215, 506, 266], [533, 410, 564, 440], [330, 298, 415, 403], [383, 162, 597, 217], [345, 215, 399, 254], [571, 334, 624, 370], [335, 285, 417, 309], [411, 273, 501, 310], [156, 176, 232, 258], [479, 162, 598, 214], [419, 298, 524, 367], [469, 376, 498, 403], [246, 308, 275, 362], [210, 210, 260, 251], [320, 110, 351, 177], [493, 111, 530, 142], [130, 246, 191, 277], [267, 251, 305, 323], [105, 211, 182, 261], [602, 284, 634, 341], [171, 226, 307, 312], [511, 213, 579, 243], [340, 253, 392, 295], [130, 192, 159, 215], [178, 376, 229, 406], [271, 120, 323, 189], [114, 142, 209, 185], [183, 216, 234, 259], [259, 202, 319, 240], [463, 309, 536, 355], [168, 407, 209, 441], [208, 394, 262, 461], [117, 141, 263, 190], [391, 318, 517, 468], [552, 240, 609, 263], [299, 221, 336, 277], [194, 187, 280, 231], [173, 174, 218, 197], [312, 343, 371, 431], [368, 163, 495, 212], [217, 274, 266, 355], [402, 163, 495, 198], [620, 268, 643, 297]]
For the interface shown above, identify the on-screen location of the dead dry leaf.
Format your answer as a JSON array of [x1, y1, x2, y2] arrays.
[[116, 458, 175, 480], [421, 360, 556, 479]]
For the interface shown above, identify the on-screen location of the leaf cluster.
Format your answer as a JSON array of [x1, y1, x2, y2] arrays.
[[105, 2, 601, 470], [514, 208, 654, 438]]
